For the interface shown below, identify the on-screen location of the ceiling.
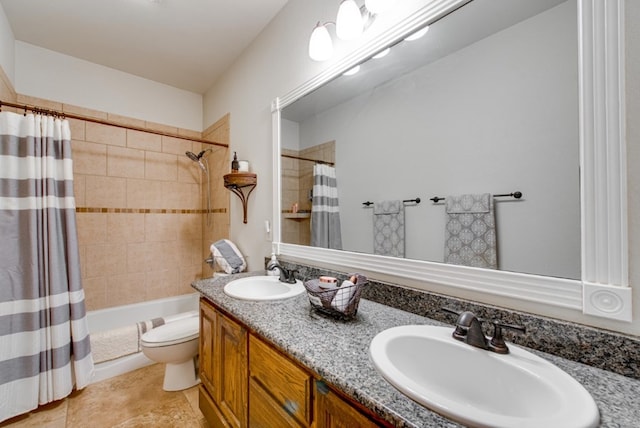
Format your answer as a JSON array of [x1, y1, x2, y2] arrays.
[[0, 0, 289, 94]]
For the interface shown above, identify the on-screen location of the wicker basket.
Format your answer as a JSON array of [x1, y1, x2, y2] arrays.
[[303, 274, 367, 320]]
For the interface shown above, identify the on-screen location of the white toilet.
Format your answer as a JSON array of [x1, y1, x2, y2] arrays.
[[140, 315, 200, 391]]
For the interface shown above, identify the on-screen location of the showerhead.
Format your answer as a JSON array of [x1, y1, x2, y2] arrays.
[[186, 150, 213, 227], [185, 151, 200, 162], [186, 149, 212, 160], [185, 150, 211, 173]]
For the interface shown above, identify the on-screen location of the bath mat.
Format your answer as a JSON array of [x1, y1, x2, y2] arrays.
[[91, 325, 139, 364]]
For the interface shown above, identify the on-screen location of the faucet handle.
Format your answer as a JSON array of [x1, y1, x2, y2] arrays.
[[489, 321, 526, 354]]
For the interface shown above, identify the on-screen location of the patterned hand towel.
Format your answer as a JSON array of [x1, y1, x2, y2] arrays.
[[444, 193, 497, 269], [373, 200, 405, 257]]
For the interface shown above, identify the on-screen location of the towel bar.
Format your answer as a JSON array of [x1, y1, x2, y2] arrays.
[[429, 192, 522, 203], [362, 198, 421, 207]]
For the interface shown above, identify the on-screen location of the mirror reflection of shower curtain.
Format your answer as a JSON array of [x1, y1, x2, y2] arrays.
[[311, 164, 342, 249], [0, 112, 94, 423]]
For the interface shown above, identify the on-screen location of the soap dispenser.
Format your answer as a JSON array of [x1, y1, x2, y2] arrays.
[[266, 253, 280, 276], [231, 152, 239, 173]]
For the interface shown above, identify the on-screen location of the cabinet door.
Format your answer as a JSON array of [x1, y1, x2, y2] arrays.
[[315, 381, 381, 428], [199, 300, 217, 395], [217, 313, 248, 428]]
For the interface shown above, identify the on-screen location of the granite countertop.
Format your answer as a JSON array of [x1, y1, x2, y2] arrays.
[[192, 272, 640, 428]]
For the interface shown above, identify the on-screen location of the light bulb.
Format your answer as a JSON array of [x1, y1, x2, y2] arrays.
[[404, 26, 430, 42], [336, 0, 364, 40], [309, 23, 333, 61], [365, 0, 393, 14]]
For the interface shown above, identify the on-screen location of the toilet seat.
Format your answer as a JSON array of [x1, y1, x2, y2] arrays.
[[141, 316, 199, 348]]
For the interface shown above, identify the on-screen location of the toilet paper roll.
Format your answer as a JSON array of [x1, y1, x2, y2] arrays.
[[238, 160, 249, 172]]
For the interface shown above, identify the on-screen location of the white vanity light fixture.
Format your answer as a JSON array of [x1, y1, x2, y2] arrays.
[[308, 0, 382, 61], [309, 22, 334, 61], [336, 0, 364, 40], [404, 25, 430, 41]]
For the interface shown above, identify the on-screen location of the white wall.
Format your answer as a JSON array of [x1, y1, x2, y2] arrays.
[[0, 3, 15, 85], [202, 0, 443, 272], [281, 119, 300, 150], [294, 2, 580, 279], [14, 42, 203, 131]]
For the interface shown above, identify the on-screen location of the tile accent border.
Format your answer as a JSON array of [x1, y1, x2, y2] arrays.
[[76, 207, 227, 214]]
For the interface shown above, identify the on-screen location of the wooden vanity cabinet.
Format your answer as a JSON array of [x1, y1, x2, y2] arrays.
[[199, 298, 386, 428], [199, 299, 248, 428]]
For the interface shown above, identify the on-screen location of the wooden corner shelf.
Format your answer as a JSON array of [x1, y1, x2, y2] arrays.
[[283, 212, 311, 219], [224, 173, 257, 224]]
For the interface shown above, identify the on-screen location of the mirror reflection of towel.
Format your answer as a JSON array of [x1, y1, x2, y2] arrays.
[[444, 193, 497, 269], [373, 200, 405, 257]]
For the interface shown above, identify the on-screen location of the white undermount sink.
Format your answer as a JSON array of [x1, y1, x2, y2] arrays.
[[223, 275, 305, 301], [370, 325, 599, 428]]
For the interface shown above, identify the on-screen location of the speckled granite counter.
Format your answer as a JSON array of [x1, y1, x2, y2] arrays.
[[193, 272, 640, 428]]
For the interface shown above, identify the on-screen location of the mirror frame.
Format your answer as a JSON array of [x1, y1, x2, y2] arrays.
[[271, 0, 630, 322]]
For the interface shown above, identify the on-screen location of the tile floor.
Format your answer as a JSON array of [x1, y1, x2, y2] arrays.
[[0, 364, 208, 428]]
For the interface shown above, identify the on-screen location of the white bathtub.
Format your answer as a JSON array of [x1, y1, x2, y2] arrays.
[[87, 293, 200, 383]]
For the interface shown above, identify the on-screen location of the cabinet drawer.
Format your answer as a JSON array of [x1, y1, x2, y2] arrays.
[[250, 378, 305, 428], [249, 334, 313, 426]]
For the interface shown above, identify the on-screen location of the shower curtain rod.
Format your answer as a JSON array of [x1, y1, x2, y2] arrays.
[[281, 153, 335, 166], [0, 99, 227, 148]]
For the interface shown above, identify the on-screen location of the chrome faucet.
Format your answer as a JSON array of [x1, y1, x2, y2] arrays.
[[443, 308, 526, 354], [266, 261, 298, 284]]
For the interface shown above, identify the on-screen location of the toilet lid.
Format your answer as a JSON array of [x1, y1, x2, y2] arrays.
[[140, 316, 199, 347]]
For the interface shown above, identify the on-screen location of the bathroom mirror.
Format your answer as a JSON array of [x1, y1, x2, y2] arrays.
[[272, 0, 629, 321], [280, 0, 580, 280]]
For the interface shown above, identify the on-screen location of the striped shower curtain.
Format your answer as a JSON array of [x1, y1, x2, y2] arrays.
[[311, 164, 342, 250], [0, 111, 93, 422]]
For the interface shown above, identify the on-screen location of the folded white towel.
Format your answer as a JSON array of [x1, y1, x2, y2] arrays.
[[210, 239, 247, 274], [330, 280, 356, 312]]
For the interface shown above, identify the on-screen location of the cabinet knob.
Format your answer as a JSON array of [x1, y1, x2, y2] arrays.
[[316, 379, 330, 395]]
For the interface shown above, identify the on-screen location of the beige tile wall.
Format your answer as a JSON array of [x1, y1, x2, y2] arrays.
[[281, 141, 335, 246], [13, 94, 230, 311], [202, 114, 231, 274]]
